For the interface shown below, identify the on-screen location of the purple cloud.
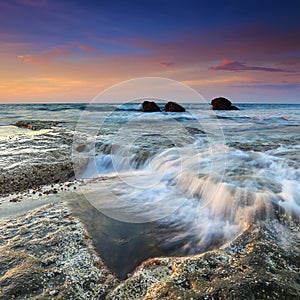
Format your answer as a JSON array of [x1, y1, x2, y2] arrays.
[[210, 59, 290, 72], [158, 62, 173, 67], [233, 83, 300, 90]]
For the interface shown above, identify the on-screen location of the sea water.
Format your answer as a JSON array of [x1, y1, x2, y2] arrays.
[[0, 102, 299, 276]]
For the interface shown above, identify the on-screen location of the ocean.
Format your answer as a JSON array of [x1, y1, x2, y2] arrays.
[[0, 102, 299, 279]]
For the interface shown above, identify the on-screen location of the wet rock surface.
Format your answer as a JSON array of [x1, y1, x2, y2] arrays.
[[0, 162, 75, 195], [0, 124, 75, 195], [14, 120, 66, 130], [108, 219, 300, 299], [0, 203, 119, 299]]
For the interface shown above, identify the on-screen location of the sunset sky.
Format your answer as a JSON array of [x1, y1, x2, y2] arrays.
[[1, 0, 300, 103]]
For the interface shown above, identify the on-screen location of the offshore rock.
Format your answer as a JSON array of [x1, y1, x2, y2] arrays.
[[142, 101, 161, 112], [211, 97, 239, 110], [164, 101, 186, 112]]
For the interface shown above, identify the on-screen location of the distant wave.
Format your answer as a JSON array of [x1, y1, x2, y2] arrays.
[[116, 104, 142, 111], [29, 104, 87, 111], [171, 115, 198, 121]]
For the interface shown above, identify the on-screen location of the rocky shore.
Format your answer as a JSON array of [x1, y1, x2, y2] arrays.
[[2, 186, 299, 299], [1, 119, 300, 299], [0, 120, 120, 299]]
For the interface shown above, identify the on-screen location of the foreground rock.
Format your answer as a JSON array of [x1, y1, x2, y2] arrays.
[[142, 101, 161, 112], [0, 162, 75, 195], [108, 219, 300, 299], [211, 97, 239, 110], [0, 203, 119, 299], [0, 124, 76, 195], [164, 101, 185, 112]]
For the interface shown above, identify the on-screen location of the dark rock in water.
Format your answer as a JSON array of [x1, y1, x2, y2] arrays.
[[142, 101, 161, 112], [229, 141, 280, 152], [164, 102, 186, 112], [185, 127, 206, 135], [14, 120, 64, 130], [211, 97, 239, 110]]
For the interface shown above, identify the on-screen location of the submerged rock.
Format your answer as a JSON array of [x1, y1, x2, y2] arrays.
[[211, 97, 239, 110], [164, 102, 186, 112], [142, 101, 161, 112], [14, 120, 64, 130]]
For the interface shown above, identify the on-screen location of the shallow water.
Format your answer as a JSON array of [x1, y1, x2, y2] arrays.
[[65, 190, 164, 279]]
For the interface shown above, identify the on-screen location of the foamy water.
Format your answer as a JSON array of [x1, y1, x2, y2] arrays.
[[70, 103, 300, 255]]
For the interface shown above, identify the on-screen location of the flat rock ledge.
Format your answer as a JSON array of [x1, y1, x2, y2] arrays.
[[1, 123, 77, 196], [0, 203, 119, 300]]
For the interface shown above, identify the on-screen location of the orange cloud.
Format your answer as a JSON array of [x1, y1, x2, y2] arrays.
[[2, 24, 299, 103], [17, 46, 74, 65]]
